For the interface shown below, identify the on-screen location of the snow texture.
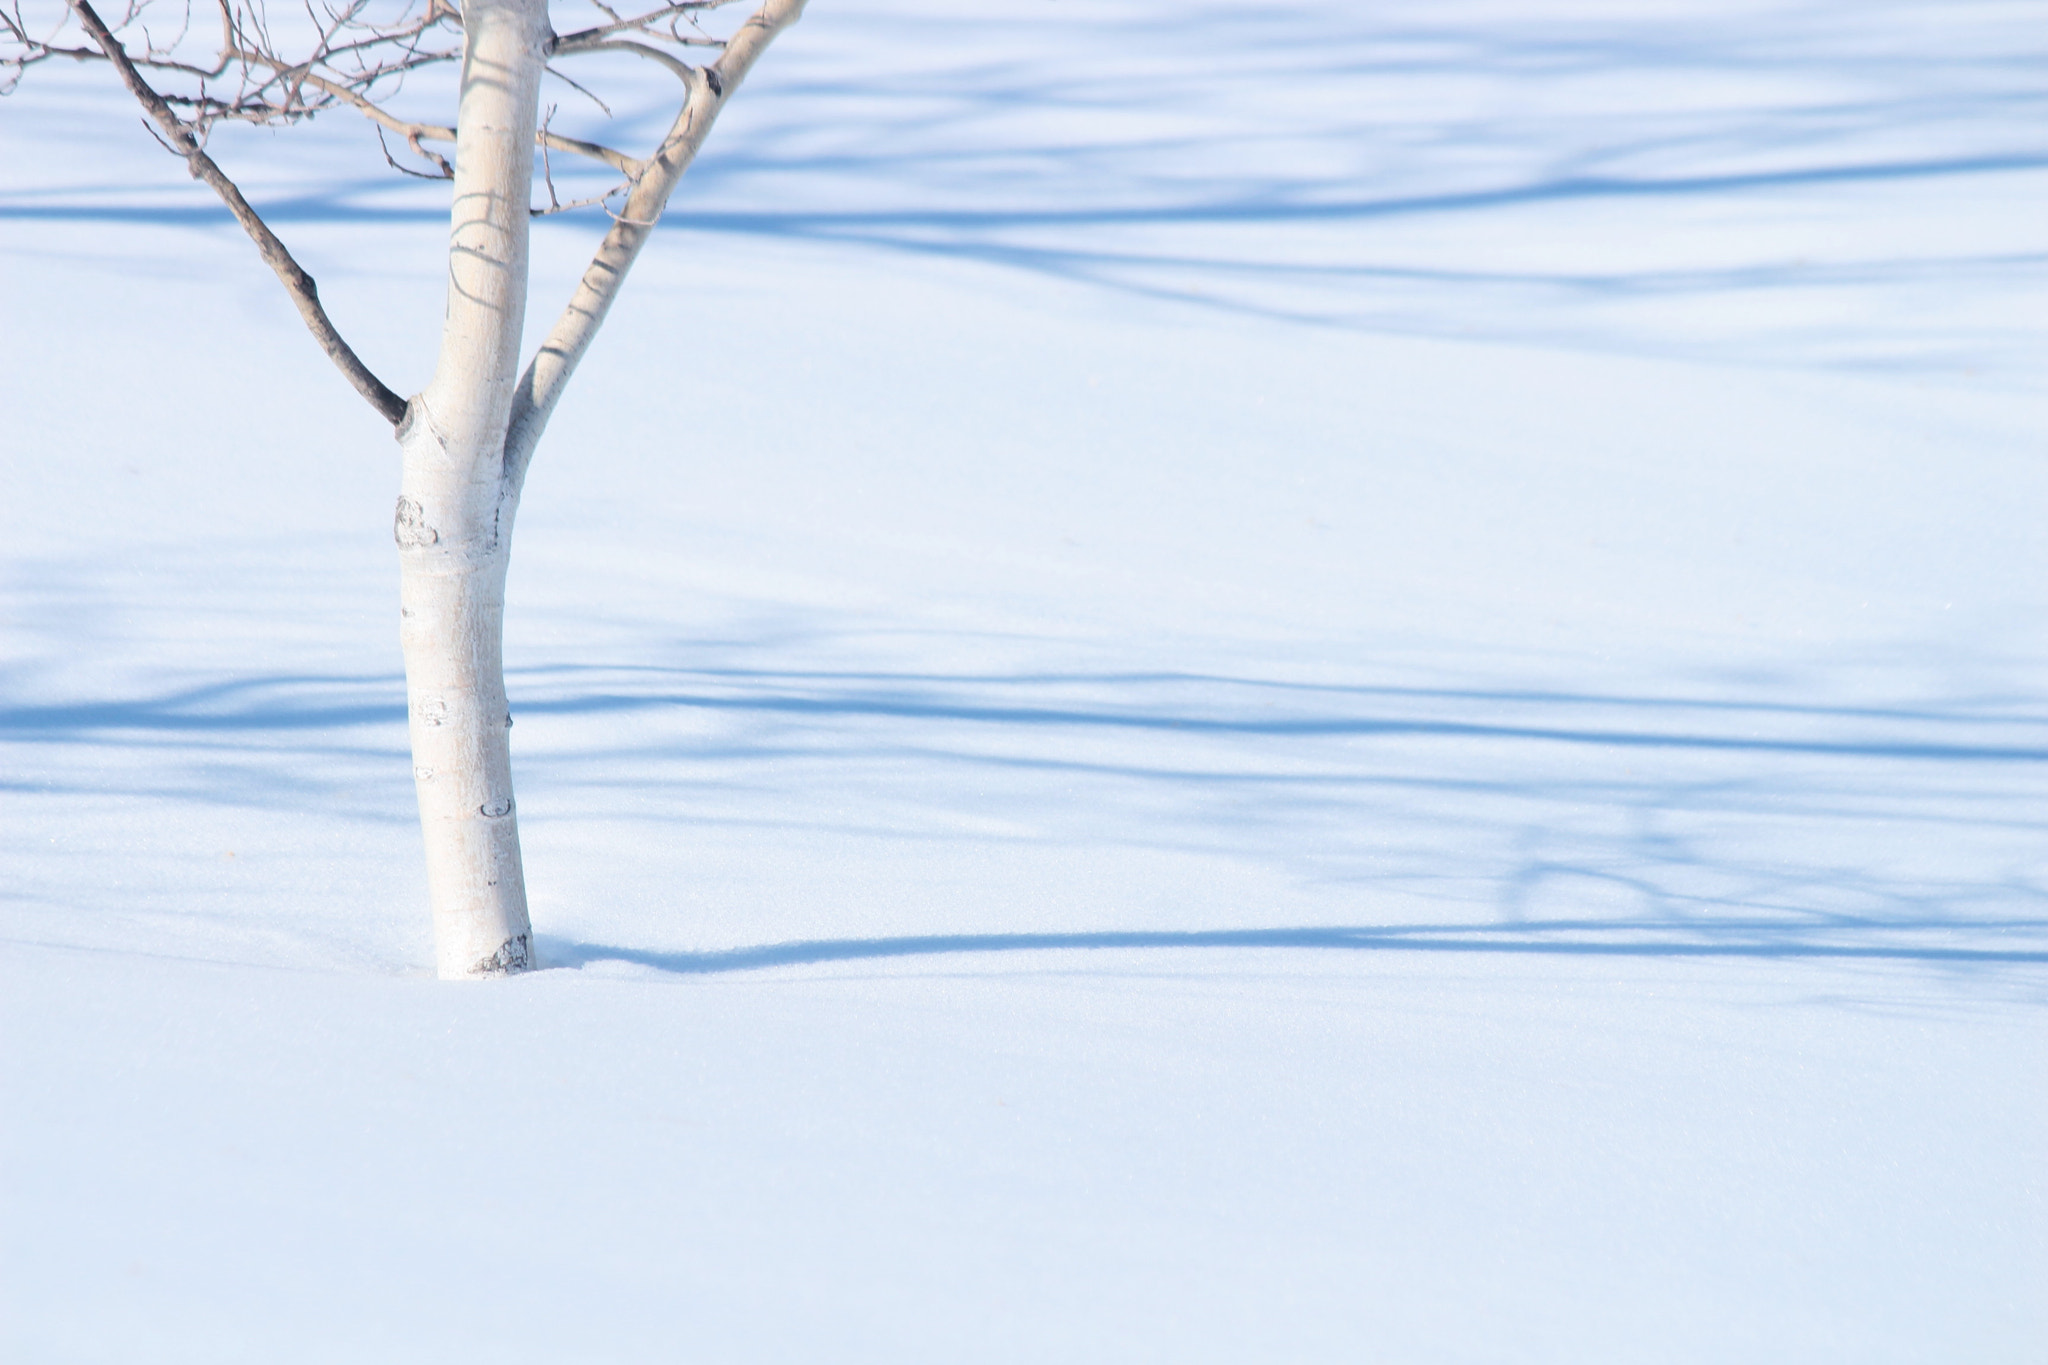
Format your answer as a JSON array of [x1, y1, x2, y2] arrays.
[[2, 1, 2044, 1359]]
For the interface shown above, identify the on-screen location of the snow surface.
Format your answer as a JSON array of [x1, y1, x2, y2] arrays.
[[3, 1, 2045, 1359]]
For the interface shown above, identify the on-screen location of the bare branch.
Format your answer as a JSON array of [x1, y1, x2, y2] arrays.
[[376, 120, 449, 178], [10, 0, 804, 437], [64, 0, 405, 423], [537, 128, 641, 176], [10, 1, 691, 177], [544, 59, 611, 117], [532, 181, 640, 216], [283, 64, 643, 175], [551, 0, 740, 52], [504, 0, 809, 488], [538, 102, 561, 209], [549, 35, 699, 85]]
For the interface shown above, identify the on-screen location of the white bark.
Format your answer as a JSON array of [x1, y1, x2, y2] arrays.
[[392, 0, 808, 977], [398, 0, 550, 978], [37, 0, 808, 979], [507, 0, 810, 481]]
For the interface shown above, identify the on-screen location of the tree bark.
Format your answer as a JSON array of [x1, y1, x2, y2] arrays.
[[398, 0, 550, 978], [508, 0, 810, 482]]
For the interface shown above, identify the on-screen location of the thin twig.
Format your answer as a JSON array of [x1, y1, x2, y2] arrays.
[[544, 60, 610, 116], [538, 102, 560, 210], [376, 120, 448, 178]]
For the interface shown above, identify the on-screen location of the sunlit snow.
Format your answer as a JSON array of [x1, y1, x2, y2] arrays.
[[2, 2, 2043, 1360]]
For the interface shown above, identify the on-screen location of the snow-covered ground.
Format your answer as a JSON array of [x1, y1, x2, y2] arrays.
[[3, 1, 2044, 1359]]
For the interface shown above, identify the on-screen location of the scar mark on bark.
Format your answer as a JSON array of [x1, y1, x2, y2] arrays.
[[394, 496, 440, 547], [417, 698, 448, 727], [471, 932, 533, 976], [480, 798, 513, 818]]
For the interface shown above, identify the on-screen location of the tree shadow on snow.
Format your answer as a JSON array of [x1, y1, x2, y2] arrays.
[[535, 919, 2048, 978]]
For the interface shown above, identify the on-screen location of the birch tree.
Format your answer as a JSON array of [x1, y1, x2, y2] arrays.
[[2, 0, 808, 976]]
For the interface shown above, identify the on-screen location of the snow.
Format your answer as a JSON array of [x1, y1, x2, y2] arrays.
[[3, 1, 2045, 1359]]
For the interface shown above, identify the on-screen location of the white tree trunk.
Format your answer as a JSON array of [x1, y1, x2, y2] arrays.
[[397, 0, 549, 978], [63, 0, 811, 979]]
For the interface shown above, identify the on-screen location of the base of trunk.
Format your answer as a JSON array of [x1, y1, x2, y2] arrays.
[[453, 931, 536, 979]]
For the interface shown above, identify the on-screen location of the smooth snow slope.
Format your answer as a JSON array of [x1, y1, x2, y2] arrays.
[[3, 1, 2045, 1360]]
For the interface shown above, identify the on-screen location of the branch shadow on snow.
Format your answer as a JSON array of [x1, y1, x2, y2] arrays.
[[2, 664, 2044, 760], [5, 153, 2037, 372], [7, 660, 2043, 981], [6, 150, 2039, 231], [4, 2, 2041, 373]]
